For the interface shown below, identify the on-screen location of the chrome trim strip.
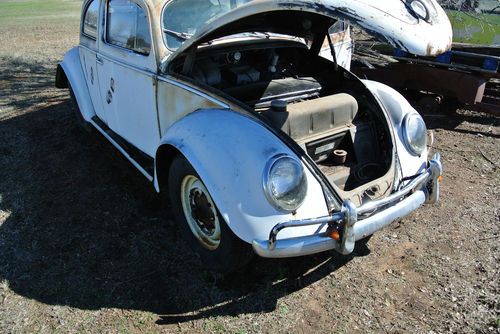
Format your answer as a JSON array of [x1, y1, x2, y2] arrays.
[[353, 190, 426, 241], [89, 119, 154, 182], [80, 0, 98, 41], [340, 200, 357, 255], [253, 189, 427, 258], [356, 167, 430, 216], [81, 54, 230, 110], [426, 152, 442, 204], [157, 76, 230, 109], [102, 52, 153, 75], [79, 45, 156, 76], [254, 153, 442, 258], [102, 0, 155, 58], [253, 234, 342, 259], [268, 212, 344, 250]]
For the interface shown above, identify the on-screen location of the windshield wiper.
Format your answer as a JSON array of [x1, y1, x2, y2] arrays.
[[163, 28, 193, 41]]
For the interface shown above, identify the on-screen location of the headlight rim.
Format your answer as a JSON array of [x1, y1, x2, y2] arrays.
[[262, 153, 307, 213], [402, 111, 428, 156], [409, 0, 430, 21]]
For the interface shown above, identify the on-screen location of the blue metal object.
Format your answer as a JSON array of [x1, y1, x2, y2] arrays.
[[394, 48, 409, 58], [483, 57, 499, 71], [436, 51, 452, 64]]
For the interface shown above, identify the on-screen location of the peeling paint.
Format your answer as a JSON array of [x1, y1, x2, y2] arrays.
[[150, 0, 452, 64]]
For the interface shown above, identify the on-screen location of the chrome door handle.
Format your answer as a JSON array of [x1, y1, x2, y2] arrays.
[[96, 55, 103, 65]]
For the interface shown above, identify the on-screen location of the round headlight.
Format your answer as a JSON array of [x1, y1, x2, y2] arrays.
[[403, 112, 428, 156], [263, 154, 307, 213]]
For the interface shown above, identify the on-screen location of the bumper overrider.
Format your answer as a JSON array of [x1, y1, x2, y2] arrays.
[[253, 153, 443, 258]]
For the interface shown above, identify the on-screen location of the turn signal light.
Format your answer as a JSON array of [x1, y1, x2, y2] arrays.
[[329, 229, 340, 241], [438, 175, 443, 183]]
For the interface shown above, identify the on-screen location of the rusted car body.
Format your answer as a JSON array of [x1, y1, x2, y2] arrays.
[[353, 46, 500, 116], [56, 0, 450, 272]]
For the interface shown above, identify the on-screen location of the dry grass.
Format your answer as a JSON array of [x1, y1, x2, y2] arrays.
[[0, 1, 499, 333]]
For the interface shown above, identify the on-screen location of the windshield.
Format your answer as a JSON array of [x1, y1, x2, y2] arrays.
[[162, 0, 253, 50]]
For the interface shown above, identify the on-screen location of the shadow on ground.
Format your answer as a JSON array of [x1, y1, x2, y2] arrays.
[[421, 102, 500, 138], [0, 57, 363, 324], [1, 56, 496, 324], [0, 56, 68, 114]]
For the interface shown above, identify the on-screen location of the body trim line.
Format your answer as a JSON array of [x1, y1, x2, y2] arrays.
[[90, 116, 154, 181], [157, 76, 230, 109]]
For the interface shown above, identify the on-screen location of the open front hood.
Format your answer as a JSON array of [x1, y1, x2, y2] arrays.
[[165, 0, 452, 64]]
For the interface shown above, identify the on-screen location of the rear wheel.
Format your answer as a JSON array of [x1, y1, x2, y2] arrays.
[[168, 155, 253, 273]]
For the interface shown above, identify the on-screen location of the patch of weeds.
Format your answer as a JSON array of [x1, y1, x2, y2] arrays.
[[0, 279, 9, 292], [234, 330, 248, 334], [203, 318, 226, 333], [134, 312, 156, 330], [489, 318, 500, 329], [279, 303, 289, 315]]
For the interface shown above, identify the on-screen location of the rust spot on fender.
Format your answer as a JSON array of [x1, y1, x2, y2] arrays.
[[426, 38, 452, 56]]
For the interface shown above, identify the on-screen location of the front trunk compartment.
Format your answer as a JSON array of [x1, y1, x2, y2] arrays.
[[169, 41, 395, 206]]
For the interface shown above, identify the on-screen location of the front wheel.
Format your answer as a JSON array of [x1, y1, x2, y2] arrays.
[[168, 155, 253, 274]]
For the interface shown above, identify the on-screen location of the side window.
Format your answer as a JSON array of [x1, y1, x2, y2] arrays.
[[106, 0, 151, 55], [83, 0, 99, 39]]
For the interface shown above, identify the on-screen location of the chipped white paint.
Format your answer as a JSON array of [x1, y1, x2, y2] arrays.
[[164, 0, 452, 64], [158, 109, 331, 243], [57, 0, 446, 253]]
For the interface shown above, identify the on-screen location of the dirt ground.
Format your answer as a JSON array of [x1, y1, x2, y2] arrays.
[[0, 5, 499, 334]]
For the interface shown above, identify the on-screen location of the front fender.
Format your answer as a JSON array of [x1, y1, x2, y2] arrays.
[[59, 47, 96, 122], [362, 80, 428, 178], [155, 109, 330, 243]]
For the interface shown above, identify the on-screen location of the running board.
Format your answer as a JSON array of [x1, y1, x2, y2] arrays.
[[90, 116, 154, 181]]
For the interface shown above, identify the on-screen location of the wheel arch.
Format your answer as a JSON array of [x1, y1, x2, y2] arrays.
[[362, 80, 428, 178], [57, 47, 96, 122], [55, 64, 69, 89], [153, 108, 330, 243], [154, 143, 181, 193]]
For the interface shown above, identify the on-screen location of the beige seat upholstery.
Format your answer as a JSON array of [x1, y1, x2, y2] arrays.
[[262, 93, 359, 141]]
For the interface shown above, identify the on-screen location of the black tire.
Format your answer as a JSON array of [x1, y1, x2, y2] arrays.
[[168, 155, 254, 274], [68, 84, 93, 132]]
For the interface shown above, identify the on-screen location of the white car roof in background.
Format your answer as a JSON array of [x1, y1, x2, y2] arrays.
[[156, 0, 452, 62]]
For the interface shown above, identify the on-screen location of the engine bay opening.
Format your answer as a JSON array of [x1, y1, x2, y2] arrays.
[[169, 41, 395, 204]]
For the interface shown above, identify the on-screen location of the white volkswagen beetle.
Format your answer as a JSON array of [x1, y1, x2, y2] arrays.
[[56, 0, 449, 273]]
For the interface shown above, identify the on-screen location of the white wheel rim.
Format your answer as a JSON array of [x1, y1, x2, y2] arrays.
[[180, 175, 221, 250]]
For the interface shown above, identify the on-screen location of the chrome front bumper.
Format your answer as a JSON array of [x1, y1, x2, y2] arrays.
[[252, 153, 442, 258]]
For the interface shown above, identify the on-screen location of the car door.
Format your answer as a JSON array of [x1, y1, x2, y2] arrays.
[[79, 0, 107, 123], [96, 0, 159, 157]]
